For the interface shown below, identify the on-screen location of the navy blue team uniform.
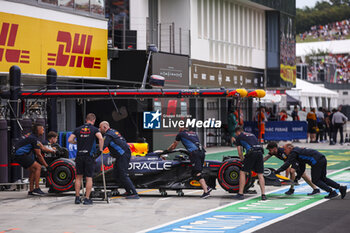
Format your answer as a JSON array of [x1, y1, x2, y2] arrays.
[[73, 123, 99, 177], [176, 130, 205, 175], [103, 128, 138, 195], [14, 134, 41, 169], [235, 132, 264, 173], [269, 147, 300, 171], [276, 147, 341, 193]]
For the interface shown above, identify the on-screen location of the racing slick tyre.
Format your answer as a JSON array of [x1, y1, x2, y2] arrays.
[[217, 159, 252, 193], [46, 158, 76, 192]]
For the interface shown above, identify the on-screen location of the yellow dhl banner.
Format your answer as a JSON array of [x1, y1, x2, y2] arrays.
[[0, 12, 107, 78], [280, 64, 296, 86]]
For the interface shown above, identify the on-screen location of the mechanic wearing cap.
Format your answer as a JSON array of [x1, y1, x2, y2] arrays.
[[265, 142, 320, 196], [68, 113, 104, 205], [233, 127, 266, 200], [14, 123, 55, 196], [99, 121, 140, 199], [275, 143, 347, 199], [167, 127, 212, 199]]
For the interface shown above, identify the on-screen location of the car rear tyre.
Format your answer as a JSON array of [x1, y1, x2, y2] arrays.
[[217, 159, 252, 193], [46, 158, 76, 192]]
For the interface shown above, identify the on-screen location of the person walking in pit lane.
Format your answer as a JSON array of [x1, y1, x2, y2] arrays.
[[68, 113, 104, 205], [265, 142, 320, 196], [233, 127, 266, 200], [14, 123, 55, 196], [99, 121, 140, 199], [275, 143, 347, 199], [167, 127, 212, 199]]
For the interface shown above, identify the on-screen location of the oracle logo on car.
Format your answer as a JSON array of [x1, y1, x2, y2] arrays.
[[129, 161, 172, 171]]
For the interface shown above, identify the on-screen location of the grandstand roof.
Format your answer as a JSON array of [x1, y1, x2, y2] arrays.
[[296, 39, 350, 57]]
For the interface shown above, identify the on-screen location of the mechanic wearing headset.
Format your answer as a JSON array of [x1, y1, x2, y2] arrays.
[[275, 143, 347, 199], [68, 113, 104, 205], [14, 123, 55, 196], [99, 121, 140, 199], [167, 127, 212, 199], [265, 142, 320, 196], [234, 127, 266, 200]]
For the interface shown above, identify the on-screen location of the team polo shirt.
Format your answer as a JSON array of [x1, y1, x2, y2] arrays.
[[278, 147, 325, 173], [235, 132, 260, 151], [15, 134, 40, 156], [176, 130, 200, 152], [103, 129, 130, 156], [73, 123, 99, 156]]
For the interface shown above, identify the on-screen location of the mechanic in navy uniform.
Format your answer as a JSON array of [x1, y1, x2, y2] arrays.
[[68, 113, 104, 205], [234, 127, 266, 200], [167, 127, 212, 199], [265, 142, 320, 195], [99, 121, 140, 199], [276, 143, 347, 199], [14, 123, 55, 196]]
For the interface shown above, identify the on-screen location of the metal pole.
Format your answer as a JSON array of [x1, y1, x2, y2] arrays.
[[179, 27, 182, 54], [112, 14, 115, 48], [172, 22, 175, 54], [9, 65, 21, 182], [158, 23, 161, 51], [123, 15, 126, 49], [140, 51, 152, 89], [46, 68, 57, 132], [169, 24, 172, 53]]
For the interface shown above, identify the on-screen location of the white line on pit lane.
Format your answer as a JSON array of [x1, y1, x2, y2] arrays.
[[139, 166, 350, 233]]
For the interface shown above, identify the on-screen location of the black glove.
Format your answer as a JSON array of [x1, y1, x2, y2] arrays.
[[46, 166, 53, 173], [275, 169, 281, 175]]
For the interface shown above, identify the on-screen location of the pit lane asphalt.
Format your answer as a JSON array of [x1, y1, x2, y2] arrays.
[[0, 142, 349, 233], [255, 194, 350, 233]]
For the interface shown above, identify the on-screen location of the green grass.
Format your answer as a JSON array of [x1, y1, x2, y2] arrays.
[[296, 34, 350, 43]]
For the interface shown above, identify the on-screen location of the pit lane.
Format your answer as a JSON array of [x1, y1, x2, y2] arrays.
[[0, 144, 349, 233]]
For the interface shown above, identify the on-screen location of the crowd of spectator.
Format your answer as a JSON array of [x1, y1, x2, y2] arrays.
[[299, 19, 350, 41], [305, 53, 350, 84]]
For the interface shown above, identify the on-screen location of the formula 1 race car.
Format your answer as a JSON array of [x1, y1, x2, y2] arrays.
[[45, 148, 294, 198]]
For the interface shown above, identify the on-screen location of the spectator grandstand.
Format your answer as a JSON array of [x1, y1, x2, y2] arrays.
[[298, 19, 350, 42]]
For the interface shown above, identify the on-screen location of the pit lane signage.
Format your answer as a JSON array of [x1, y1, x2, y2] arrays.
[[0, 12, 107, 78]]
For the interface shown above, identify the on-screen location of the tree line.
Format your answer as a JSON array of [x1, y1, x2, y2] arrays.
[[296, 0, 350, 34]]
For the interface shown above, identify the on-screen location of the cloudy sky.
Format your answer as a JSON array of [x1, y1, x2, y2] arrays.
[[296, 0, 330, 9]]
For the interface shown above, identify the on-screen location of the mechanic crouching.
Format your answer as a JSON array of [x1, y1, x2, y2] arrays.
[[265, 142, 320, 196], [275, 143, 347, 199], [99, 121, 140, 199], [167, 127, 212, 199], [14, 123, 55, 196]]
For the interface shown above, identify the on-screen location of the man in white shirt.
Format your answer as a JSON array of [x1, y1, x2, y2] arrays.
[[332, 109, 348, 145]]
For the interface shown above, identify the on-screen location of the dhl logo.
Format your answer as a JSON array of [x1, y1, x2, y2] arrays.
[[47, 31, 101, 69], [0, 22, 30, 64]]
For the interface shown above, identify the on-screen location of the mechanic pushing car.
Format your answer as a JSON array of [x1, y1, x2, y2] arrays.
[[99, 121, 140, 199], [275, 143, 347, 199], [14, 123, 55, 196], [233, 127, 266, 200], [167, 127, 212, 199], [265, 142, 320, 196], [68, 113, 104, 205]]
